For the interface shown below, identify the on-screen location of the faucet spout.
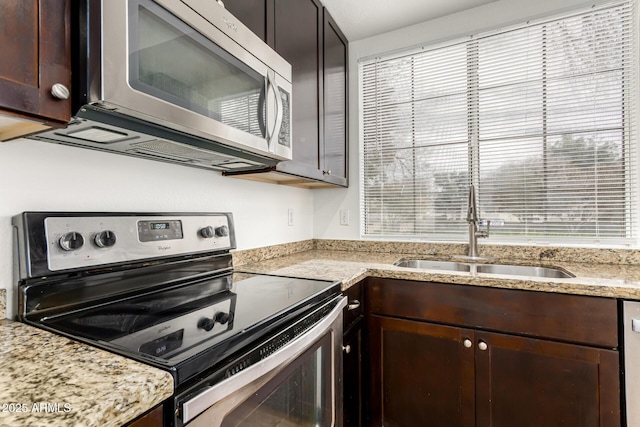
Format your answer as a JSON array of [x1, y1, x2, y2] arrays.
[[467, 184, 479, 223]]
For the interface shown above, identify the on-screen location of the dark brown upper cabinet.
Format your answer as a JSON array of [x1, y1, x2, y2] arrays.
[[0, 0, 72, 138], [223, 0, 348, 188], [320, 9, 348, 185]]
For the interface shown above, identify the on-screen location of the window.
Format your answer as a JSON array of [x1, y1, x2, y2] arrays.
[[360, 1, 637, 245]]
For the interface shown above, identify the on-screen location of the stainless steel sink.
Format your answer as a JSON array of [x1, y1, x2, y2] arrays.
[[393, 259, 574, 278], [394, 259, 471, 272], [475, 264, 574, 278]]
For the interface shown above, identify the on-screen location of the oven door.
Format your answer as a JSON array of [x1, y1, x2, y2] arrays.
[[96, 0, 292, 160], [178, 296, 346, 427]]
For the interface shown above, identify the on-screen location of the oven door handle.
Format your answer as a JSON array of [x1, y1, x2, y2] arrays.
[[181, 295, 347, 424]]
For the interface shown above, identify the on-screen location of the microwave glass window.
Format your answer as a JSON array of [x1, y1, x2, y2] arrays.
[[129, 0, 266, 138], [278, 88, 291, 148]]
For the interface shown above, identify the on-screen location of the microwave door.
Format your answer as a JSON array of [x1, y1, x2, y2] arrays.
[[99, 0, 288, 159]]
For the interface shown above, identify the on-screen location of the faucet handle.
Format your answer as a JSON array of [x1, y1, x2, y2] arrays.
[[477, 219, 490, 238]]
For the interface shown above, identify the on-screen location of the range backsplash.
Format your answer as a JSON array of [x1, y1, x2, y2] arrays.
[[233, 239, 640, 266]]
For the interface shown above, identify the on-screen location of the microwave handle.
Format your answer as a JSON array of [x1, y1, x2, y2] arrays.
[[181, 296, 347, 424], [265, 71, 283, 150], [257, 79, 267, 138]]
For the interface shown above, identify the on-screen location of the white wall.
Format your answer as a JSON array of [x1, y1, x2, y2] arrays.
[[0, 138, 314, 317], [313, 0, 616, 240], [1, 0, 629, 318]]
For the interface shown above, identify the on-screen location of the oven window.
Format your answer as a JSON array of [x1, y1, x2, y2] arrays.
[[128, 0, 266, 138], [222, 335, 333, 427]]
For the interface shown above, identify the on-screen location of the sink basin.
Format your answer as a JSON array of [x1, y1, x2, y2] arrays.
[[475, 264, 574, 278], [394, 259, 471, 272], [393, 259, 574, 278]]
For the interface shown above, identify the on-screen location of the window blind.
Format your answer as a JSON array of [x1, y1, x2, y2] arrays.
[[360, 1, 637, 244]]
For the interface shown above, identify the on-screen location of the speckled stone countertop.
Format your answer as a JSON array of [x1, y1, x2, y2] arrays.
[[1, 239, 638, 426], [0, 320, 173, 427], [235, 247, 640, 300]]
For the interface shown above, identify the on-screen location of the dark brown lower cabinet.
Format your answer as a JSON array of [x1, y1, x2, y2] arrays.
[[369, 316, 475, 427], [369, 315, 620, 427], [343, 282, 364, 427], [366, 278, 621, 427], [343, 317, 363, 427], [475, 330, 620, 427], [123, 404, 163, 427]]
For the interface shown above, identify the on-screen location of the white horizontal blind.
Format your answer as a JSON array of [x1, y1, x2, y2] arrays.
[[361, 1, 637, 244]]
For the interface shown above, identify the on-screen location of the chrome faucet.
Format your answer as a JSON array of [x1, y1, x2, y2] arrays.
[[466, 184, 490, 260]]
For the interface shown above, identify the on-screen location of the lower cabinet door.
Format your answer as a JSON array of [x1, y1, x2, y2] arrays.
[[343, 319, 363, 427], [368, 316, 621, 427], [474, 331, 621, 427], [368, 315, 475, 427]]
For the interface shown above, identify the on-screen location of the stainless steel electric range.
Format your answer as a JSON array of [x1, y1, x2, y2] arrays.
[[13, 212, 345, 427]]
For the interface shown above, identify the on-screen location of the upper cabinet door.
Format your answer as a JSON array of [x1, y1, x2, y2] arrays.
[[226, 0, 322, 170], [322, 9, 348, 185], [223, 0, 273, 45], [221, 1, 349, 187], [274, 0, 323, 170], [0, 0, 71, 124]]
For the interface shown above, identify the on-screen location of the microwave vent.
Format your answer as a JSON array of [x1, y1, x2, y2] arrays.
[[131, 139, 262, 169]]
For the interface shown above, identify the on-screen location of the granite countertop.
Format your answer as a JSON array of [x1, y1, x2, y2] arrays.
[[2, 242, 639, 427], [0, 320, 173, 427], [235, 249, 640, 300]]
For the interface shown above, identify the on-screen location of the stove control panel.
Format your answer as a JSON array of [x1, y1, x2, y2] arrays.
[[42, 214, 234, 271]]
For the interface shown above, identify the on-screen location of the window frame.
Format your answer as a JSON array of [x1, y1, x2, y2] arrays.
[[359, 0, 638, 247]]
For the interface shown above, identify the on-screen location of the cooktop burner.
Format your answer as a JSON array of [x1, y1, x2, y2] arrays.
[[50, 279, 235, 340]]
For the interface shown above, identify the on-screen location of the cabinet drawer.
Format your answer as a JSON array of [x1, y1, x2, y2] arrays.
[[366, 277, 618, 348]]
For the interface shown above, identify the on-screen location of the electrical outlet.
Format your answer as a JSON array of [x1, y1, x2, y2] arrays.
[[288, 208, 294, 226], [340, 209, 350, 226]]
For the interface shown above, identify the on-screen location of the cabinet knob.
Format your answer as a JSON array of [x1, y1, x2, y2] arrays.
[[347, 300, 360, 311], [478, 341, 488, 351], [323, 170, 332, 175], [463, 339, 472, 348], [51, 83, 70, 100], [343, 345, 351, 354]]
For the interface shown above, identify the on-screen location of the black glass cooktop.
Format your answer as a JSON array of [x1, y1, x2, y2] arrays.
[[41, 272, 340, 372]]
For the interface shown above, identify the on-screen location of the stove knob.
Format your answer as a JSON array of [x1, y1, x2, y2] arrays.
[[215, 225, 229, 237], [198, 317, 216, 332], [94, 231, 117, 248], [59, 232, 84, 251], [215, 311, 233, 325], [199, 226, 215, 239]]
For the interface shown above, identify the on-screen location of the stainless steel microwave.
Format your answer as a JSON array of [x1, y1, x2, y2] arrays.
[[30, 0, 292, 171]]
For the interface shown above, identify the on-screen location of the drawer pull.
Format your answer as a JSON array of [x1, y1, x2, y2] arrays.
[[347, 300, 361, 311]]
